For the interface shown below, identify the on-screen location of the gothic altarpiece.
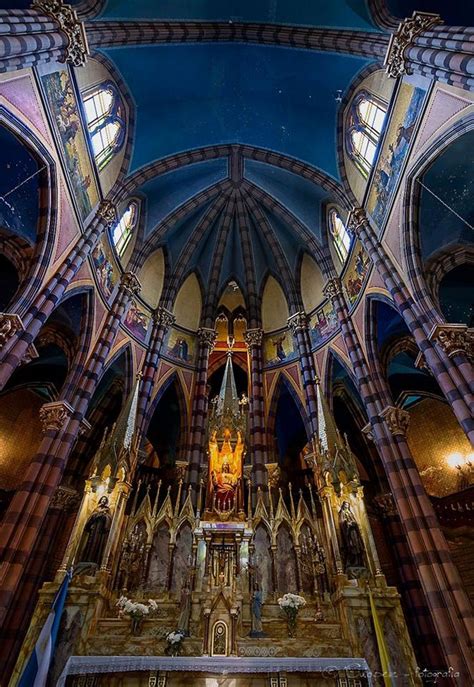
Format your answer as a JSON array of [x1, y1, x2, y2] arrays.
[[13, 355, 420, 686]]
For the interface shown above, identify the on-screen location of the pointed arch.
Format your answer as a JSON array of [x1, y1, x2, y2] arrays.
[[266, 373, 311, 460]]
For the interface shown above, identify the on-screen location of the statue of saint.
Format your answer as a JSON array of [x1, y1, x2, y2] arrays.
[[177, 566, 194, 635], [249, 562, 265, 636], [338, 500, 365, 570], [79, 495, 112, 566]]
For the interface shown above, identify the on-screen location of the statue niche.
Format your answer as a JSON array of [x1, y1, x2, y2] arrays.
[[78, 495, 112, 567], [209, 429, 243, 515], [339, 500, 365, 572]]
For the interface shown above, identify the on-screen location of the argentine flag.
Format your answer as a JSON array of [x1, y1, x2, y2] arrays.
[[18, 570, 71, 687]]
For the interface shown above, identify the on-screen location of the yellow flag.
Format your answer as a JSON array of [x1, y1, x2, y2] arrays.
[[369, 587, 393, 687]]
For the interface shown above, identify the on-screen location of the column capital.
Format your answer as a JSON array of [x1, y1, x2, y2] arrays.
[[153, 306, 176, 330], [323, 277, 343, 302], [428, 323, 474, 362], [120, 271, 141, 297], [384, 11, 442, 79], [50, 485, 80, 511], [362, 422, 375, 443], [0, 312, 24, 349], [97, 199, 118, 227], [32, 0, 89, 67], [39, 400, 74, 433], [380, 405, 410, 437], [197, 327, 217, 349], [347, 207, 369, 237], [244, 327, 263, 348], [287, 311, 308, 334], [374, 492, 397, 518]]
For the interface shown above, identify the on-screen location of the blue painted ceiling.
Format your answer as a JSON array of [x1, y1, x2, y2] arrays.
[[97, 0, 379, 30], [387, 1, 473, 27]]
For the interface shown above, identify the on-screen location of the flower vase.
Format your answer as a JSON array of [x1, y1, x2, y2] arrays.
[[286, 610, 297, 638], [131, 616, 143, 636]]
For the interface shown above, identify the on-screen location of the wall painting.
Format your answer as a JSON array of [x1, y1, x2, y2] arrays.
[[342, 241, 371, 307], [164, 328, 196, 364], [124, 302, 150, 342], [41, 69, 99, 219], [263, 330, 297, 367], [367, 82, 426, 229], [92, 236, 118, 299], [310, 301, 339, 347]]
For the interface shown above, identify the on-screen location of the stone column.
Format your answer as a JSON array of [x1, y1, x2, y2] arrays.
[[0, 1, 89, 73], [244, 328, 267, 494], [0, 270, 140, 628], [385, 11, 474, 91], [324, 275, 474, 679], [136, 305, 176, 433], [0, 200, 117, 389], [287, 311, 318, 438], [187, 327, 217, 500], [348, 208, 474, 444]]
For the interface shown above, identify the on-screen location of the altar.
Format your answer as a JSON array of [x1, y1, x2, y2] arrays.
[[58, 655, 372, 686]]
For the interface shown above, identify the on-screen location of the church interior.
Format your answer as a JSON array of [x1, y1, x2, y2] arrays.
[[0, 1, 473, 686]]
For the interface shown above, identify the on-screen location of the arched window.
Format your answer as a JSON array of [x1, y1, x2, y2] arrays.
[[112, 202, 137, 257], [329, 210, 351, 262], [347, 93, 387, 177], [82, 82, 125, 170]]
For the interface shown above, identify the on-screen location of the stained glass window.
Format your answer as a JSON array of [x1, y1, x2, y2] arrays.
[[82, 83, 125, 170], [112, 202, 137, 257], [330, 210, 351, 262], [347, 93, 387, 177]]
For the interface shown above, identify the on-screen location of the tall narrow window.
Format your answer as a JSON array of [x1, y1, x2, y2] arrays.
[[329, 210, 351, 262], [112, 202, 137, 257], [82, 82, 125, 171], [346, 92, 387, 177]]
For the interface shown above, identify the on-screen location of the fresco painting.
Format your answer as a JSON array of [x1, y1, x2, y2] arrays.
[[310, 301, 339, 346], [367, 82, 426, 229], [263, 330, 297, 366], [165, 328, 196, 364], [41, 69, 99, 219], [124, 302, 150, 342], [92, 237, 118, 298], [342, 241, 371, 306]]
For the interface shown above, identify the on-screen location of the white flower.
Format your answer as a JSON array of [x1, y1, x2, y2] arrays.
[[278, 593, 306, 610], [148, 599, 158, 610]]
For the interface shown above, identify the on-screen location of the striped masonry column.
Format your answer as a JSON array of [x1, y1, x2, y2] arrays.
[[0, 270, 140, 628], [348, 208, 474, 443], [136, 305, 176, 433], [0, 200, 117, 389], [0, 2, 88, 73], [385, 12, 474, 91], [287, 312, 318, 438], [244, 328, 267, 494], [324, 276, 474, 680], [187, 327, 217, 501]]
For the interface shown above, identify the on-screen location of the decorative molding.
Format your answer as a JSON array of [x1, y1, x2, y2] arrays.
[[428, 323, 474, 362], [120, 271, 141, 297], [154, 306, 176, 331], [0, 312, 24, 348], [174, 460, 188, 481], [323, 278, 343, 302], [384, 11, 442, 79], [287, 312, 308, 335], [379, 405, 410, 437], [362, 422, 375, 443], [39, 400, 74, 433], [79, 417, 92, 436], [347, 207, 368, 237], [197, 327, 218, 349], [244, 328, 263, 348], [97, 199, 118, 227], [265, 462, 281, 489], [374, 492, 397, 518], [50, 485, 80, 511], [32, 0, 90, 67], [414, 351, 431, 373]]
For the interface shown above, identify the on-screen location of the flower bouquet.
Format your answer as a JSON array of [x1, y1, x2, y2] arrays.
[[116, 596, 158, 635], [165, 630, 185, 657], [278, 593, 306, 638]]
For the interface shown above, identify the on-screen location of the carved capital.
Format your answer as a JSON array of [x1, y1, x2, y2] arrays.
[[32, 0, 89, 67], [97, 199, 118, 228], [287, 311, 308, 335], [374, 493, 397, 518], [244, 327, 263, 348], [362, 422, 375, 443], [197, 327, 217, 349], [429, 323, 474, 362], [414, 350, 431, 373], [120, 271, 141, 297], [154, 306, 176, 331], [79, 417, 92, 437], [347, 207, 368, 237], [175, 460, 188, 481], [50, 485, 80, 511], [380, 405, 410, 437], [0, 312, 24, 348], [384, 11, 443, 79], [323, 277, 343, 302], [39, 400, 73, 433], [265, 462, 281, 489], [20, 344, 39, 366]]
